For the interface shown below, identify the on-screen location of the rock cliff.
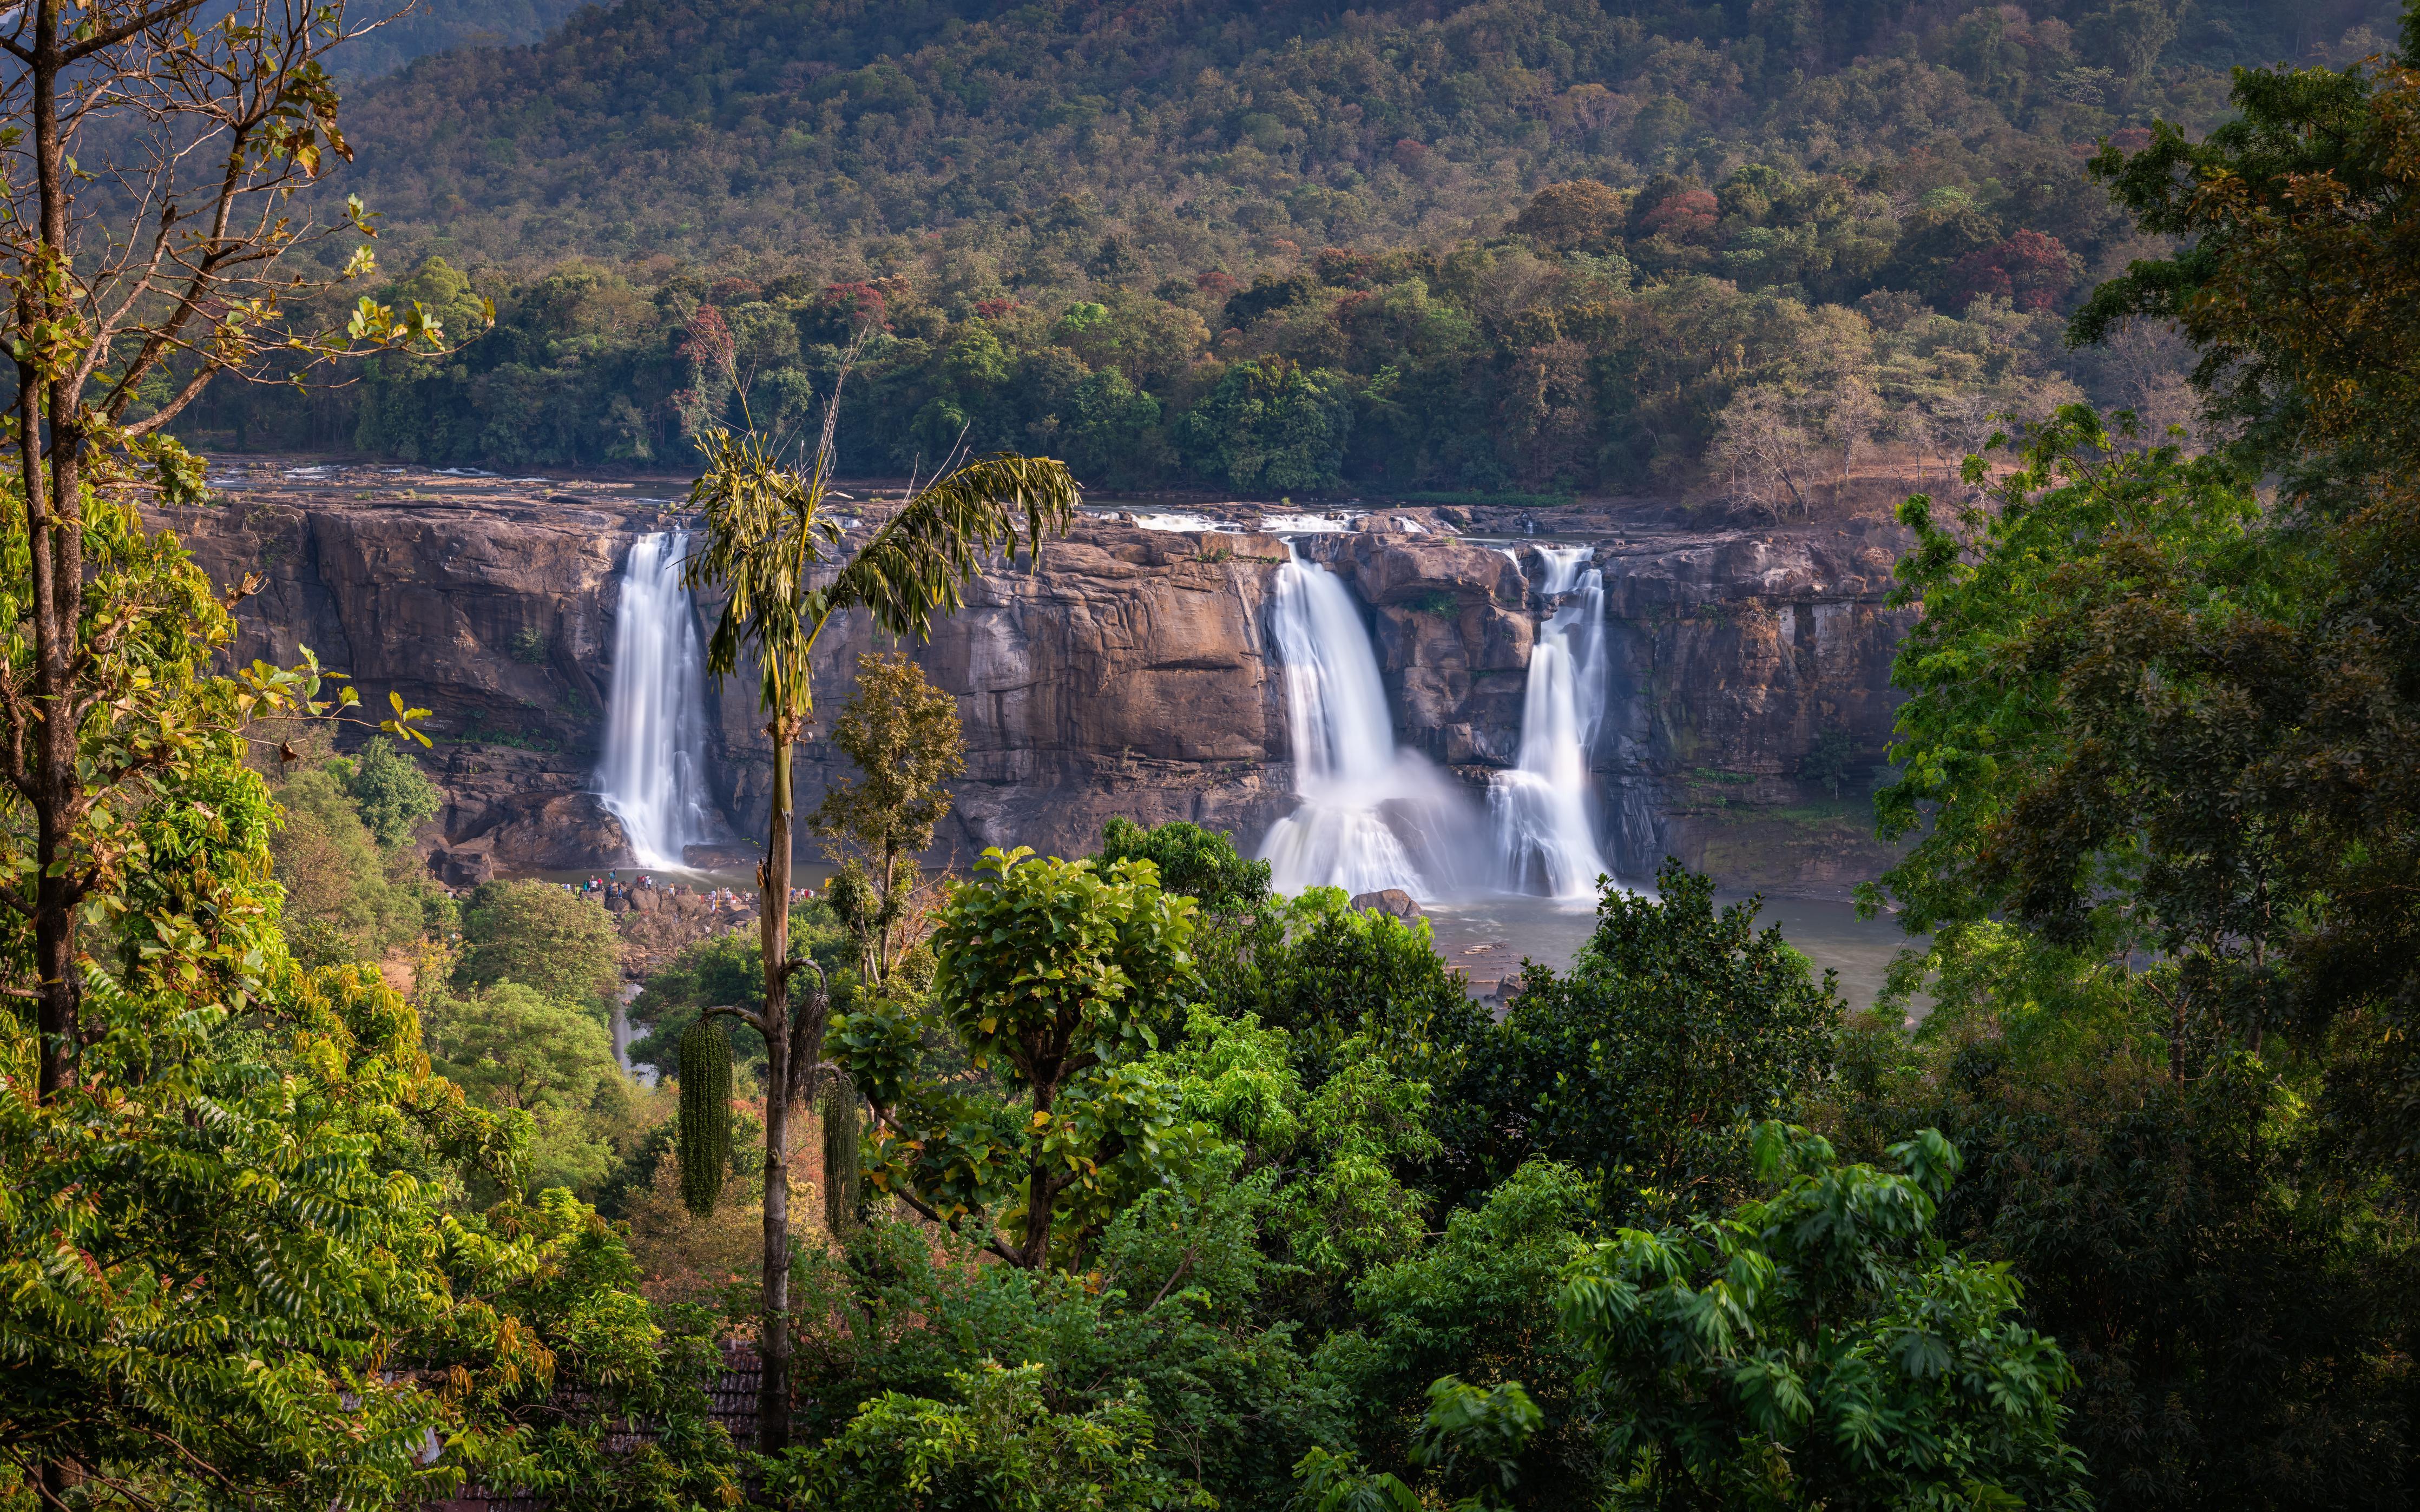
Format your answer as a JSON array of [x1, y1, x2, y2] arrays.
[[161, 461, 1911, 898]]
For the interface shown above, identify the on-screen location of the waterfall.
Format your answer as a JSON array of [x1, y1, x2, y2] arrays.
[[1259, 547, 1476, 897], [1491, 545, 1612, 900], [595, 532, 714, 870]]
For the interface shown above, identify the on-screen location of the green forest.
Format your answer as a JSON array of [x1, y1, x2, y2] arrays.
[[8, 0, 2420, 1509], [182, 0, 2395, 493]]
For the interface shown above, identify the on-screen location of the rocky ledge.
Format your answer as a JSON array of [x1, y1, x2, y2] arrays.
[[157, 461, 1912, 899]]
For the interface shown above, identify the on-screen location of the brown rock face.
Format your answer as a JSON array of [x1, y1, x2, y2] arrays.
[[757, 526, 1299, 866], [1350, 888, 1424, 920], [159, 466, 1912, 899], [1303, 523, 1913, 893]]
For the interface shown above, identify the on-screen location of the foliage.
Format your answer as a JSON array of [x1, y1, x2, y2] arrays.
[[678, 1016, 735, 1218], [1100, 817, 1273, 921], [324, 0, 2325, 279], [2074, 18, 2420, 504], [268, 762, 439, 967], [1339, 1160, 1599, 1505], [336, 735, 445, 846], [1099, 818, 1280, 1009], [1798, 727, 1859, 800], [1178, 356, 1357, 493], [1292, 1374, 1546, 1512], [191, 0, 2367, 490], [790, 1191, 1351, 1509], [1474, 862, 1844, 1220], [626, 904, 853, 1073], [1221, 885, 1487, 1097], [808, 651, 965, 984], [0, 808, 721, 1507], [1866, 1002, 2420, 1512], [1146, 1006, 1441, 1313], [1845, 28, 2420, 1502], [423, 979, 628, 1197], [840, 847, 1204, 1268], [1558, 1123, 2090, 1511], [757, 1359, 1213, 1511], [455, 879, 623, 1011]]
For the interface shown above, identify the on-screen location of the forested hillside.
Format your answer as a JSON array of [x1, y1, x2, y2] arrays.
[[339, 0, 592, 79], [183, 0, 2399, 491], [343, 0, 2384, 263]]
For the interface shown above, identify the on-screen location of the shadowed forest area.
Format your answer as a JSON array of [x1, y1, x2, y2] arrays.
[[180, 0, 2395, 496]]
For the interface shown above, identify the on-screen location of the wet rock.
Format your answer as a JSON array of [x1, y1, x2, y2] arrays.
[[1349, 888, 1424, 920]]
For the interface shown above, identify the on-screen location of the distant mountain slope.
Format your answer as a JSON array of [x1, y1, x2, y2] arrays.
[[341, 0, 593, 77], [337, 0, 2398, 265]]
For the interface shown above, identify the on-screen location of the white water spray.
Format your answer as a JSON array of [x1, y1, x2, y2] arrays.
[[595, 532, 714, 870], [1259, 547, 1476, 897], [1491, 545, 1612, 899]]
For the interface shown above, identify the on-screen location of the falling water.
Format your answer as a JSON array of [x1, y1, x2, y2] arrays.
[[595, 532, 715, 870], [1491, 545, 1613, 899], [1259, 547, 1477, 897]]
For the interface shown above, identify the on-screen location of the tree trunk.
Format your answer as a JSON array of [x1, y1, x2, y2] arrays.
[[757, 724, 797, 1455], [24, 1, 86, 1105], [1018, 1076, 1060, 1270]]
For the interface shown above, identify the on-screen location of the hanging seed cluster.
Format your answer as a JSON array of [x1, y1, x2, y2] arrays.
[[822, 1069, 863, 1235], [678, 1016, 733, 1217]]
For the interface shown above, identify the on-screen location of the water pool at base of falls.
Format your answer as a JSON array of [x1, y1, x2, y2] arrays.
[[1422, 891, 1918, 1014]]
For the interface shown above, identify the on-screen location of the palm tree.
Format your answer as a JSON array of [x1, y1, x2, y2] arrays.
[[677, 393, 1078, 1455]]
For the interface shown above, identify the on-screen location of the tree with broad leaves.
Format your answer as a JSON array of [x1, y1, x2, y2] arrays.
[[833, 846, 1205, 1271], [1557, 1124, 2090, 1511], [674, 381, 1077, 1452], [1, 0, 466, 1111]]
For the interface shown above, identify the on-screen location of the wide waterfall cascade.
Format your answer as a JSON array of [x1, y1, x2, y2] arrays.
[[1491, 544, 1613, 900], [595, 532, 716, 871], [1258, 546, 1478, 897]]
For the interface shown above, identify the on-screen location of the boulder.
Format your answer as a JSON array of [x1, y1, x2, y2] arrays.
[[428, 844, 495, 888], [1349, 888, 1424, 920]]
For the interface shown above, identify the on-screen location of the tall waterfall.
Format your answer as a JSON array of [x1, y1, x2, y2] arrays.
[[595, 532, 714, 870], [1490, 545, 1612, 899], [1259, 547, 1476, 897]]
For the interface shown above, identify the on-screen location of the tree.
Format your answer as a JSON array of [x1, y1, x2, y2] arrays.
[[1945, 230, 2080, 314], [1175, 356, 1354, 493], [1705, 386, 1817, 518], [808, 651, 965, 986], [0, 734, 724, 1507], [677, 383, 1077, 1452], [0, 0, 459, 1111], [268, 761, 430, 967], [1099, 818, 1271, 918], [1510, 180, 1629, 253], [1343, 1161, 1598, 1506], [425, 979, 625, 1192], [2074, 19, 2420, 506], [1557, 1124, 2089, 1511], [834, 847, 1203, 1269], [338, 735, 444, 846], [456, 879, 622, 1013], [757, 1361, 1214, 1512], [1099, 817, 1279, 1010], [1477, 863, 1843, 1220], [433, 977, 629, 1108]]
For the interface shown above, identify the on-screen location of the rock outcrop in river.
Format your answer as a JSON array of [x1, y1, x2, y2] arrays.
[[160, 461, 1912, 898]]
